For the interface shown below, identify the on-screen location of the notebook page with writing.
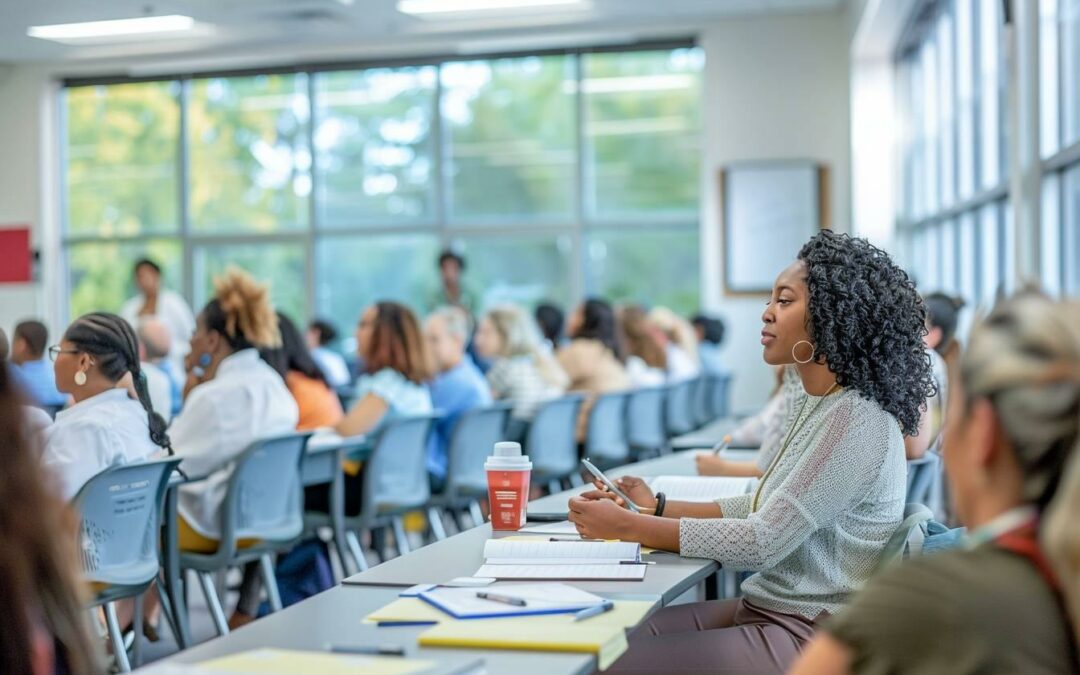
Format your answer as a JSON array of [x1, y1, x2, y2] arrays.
[[648, 476, 754, 502], [482, 540, 640, 565]]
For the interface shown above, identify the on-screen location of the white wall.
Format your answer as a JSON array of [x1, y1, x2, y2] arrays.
[[698, 11, 852, 410]]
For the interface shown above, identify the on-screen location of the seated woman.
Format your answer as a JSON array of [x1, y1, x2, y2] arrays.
[[695, 366, 793, 478], [792, 291, 1079, 675], [619, 305, 667, 388], [568, 231, 934, 673], [473, 305, 568, 441], [169, 269, 299, 552], [41, 312, 172, 500], [0, 361, 101, 675], [648, 306, 701, 382], [262, 312, 344, 432], [305, 302, 433, 516], [904, 292, 965, 460], [557, 298, 630, 441]]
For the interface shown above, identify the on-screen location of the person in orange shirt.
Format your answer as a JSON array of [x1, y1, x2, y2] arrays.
[[261, 313, 344, 431]]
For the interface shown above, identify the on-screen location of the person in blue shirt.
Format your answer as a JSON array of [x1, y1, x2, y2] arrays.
[[8, 320, 67, 410], [137, 317, 184, 418], [691, 313, 728, 376], [425, 306, 492, 488]]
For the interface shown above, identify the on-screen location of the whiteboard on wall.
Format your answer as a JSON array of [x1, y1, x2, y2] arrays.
[[721, 162, 825, 294]]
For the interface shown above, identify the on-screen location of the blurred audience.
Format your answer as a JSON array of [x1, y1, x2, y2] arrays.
[[558, 299, 630, 441], [535, 302, 565, 352], [9, 320, 68, 410], [137, 318, 182, 418], [619, 305, 667, 388], [305, 319, 352, 389], [692, 314, 727, 376], [649, 307, 700, 381], [120, 259, 195, 374]]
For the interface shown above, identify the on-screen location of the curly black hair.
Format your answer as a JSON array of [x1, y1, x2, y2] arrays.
[[798, 230, 936, 437]]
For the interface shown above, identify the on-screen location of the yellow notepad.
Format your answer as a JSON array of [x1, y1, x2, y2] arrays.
[[364, 597, 447, 625], [417, 600, 654, 670], [195, 648, 433, 674]]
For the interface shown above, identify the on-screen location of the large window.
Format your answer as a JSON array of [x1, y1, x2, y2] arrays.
[[897, 0, 1080, 306], [62, 46, 704, 332]]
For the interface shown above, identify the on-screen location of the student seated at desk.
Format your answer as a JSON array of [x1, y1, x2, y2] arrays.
[[262, 312, 343, 432], [792, 292, 1080, 675], [0, 361, 101, 675], [9, 320, 68, 411], [568, 232, 933, 674], [557, 298, 630, 442], [169, 269, 299, 552], [40, 313, 171, 500], [619, 305, 667, 388], [305, 302, 433, 516]]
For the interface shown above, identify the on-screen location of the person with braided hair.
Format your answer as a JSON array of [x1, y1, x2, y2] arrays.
[[40, 312, 171, 500], [169, 268, 298, 551]]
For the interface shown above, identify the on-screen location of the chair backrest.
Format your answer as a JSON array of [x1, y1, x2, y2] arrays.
[[224, 432, 313, 546], [664, 379, 698, 437], [73, 457, 182, 588], [691, 376, 713, 428], [877, 502, 935, 571], [445, 402, 513, 497], [361, 414, 440, 521], [625, 387, 666, 452], [708, 372, 733, 419], [525, 394, 585, 480], [906, 449, 941, 505], [584, 391, 630, 465]]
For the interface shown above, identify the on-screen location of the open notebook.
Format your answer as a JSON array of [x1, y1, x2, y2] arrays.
[[647, 475, 755, 502], [475, 540, 646, 580]]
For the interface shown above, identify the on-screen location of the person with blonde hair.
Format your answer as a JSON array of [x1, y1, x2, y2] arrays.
[[648, 306, 700, 381], [792, 291, 1080, 675], [170, 268, 298, 553], [619, 305, 667, 388], [473, 304, 568, 440]]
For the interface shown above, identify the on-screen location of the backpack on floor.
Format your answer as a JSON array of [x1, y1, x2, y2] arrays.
[[258, 538, 335, 616]]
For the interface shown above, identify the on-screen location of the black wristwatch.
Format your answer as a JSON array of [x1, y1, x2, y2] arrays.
[[654, 492, 667, 518]]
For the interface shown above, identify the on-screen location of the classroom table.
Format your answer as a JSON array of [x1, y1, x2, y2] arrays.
[[143, 585, 632, 675], [668, 417, 742, 451]]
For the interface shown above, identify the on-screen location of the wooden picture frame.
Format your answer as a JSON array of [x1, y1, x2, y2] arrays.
[[719, 161, 829, 296]]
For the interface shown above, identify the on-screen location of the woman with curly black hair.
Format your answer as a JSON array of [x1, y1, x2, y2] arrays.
[[568, 230, 934, 674]]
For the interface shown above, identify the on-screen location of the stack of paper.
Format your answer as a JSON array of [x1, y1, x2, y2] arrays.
[[476, 540, 646, 580], [648, 475, 754, 502]]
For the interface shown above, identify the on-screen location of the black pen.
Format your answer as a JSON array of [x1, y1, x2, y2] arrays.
[[549, 537, 604, 542], [476, 591, 527, 606], [328, 644, 406, 657]]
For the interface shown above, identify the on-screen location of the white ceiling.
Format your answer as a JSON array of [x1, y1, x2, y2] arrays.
[[0, 0, 843, 69]]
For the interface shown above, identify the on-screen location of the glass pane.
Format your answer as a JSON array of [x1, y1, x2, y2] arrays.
[[315, 234, 440, 332], [192, 242, 307, 322], [900, 61, 917, 220], [583, 48, 703, 219], [66, 239, 183, 319], [453, 233, 574, 310], [957, 0, 977, 198], [958, 213, 978, 306], [979, 202, 1002, 305], [925, 222, 942, 290], [1003, 199, 1016, 293], [1041, 0, 1061, 158], [315, 67, 437, 227], [65, 82, 180, 236], [442, 56, 576, 222], [1064, 0, 1080, 147], [1065, 165, 1080, 293], [921, 38, 940, 215], [940, 219, 958, 294], [586, 227, 699, 315], [188, 74, 311, 233], [979, 0, 1002, 188], [938, 11, 956, 207], [1041, 174, 1063, 295]]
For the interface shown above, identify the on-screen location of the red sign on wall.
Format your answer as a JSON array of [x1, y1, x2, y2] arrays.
[[0, 227, 32, 283]]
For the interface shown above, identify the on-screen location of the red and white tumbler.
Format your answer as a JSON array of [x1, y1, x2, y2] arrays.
[[485, 442, 532, 531]]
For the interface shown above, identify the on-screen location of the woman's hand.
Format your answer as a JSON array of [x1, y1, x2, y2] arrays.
[[567, 496, 637, 540], [597, 475, 656, 510], [695, 453, 730, 476]]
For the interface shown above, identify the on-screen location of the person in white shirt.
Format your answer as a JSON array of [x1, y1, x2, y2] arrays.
[[169, 268, 299, 553], [40, 313, 171, 500], [120, 258, 196, 374]]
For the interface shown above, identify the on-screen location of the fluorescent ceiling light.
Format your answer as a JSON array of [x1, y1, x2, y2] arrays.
[[398, 0, 584, 17], [28, 15, 196, 43]]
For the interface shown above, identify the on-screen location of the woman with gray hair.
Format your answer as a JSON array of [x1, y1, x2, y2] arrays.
[[792, 290, 1080, 674]]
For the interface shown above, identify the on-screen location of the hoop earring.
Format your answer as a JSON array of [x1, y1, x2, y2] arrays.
[[792, 340, 816, 364], [74, 370, 87, 386]]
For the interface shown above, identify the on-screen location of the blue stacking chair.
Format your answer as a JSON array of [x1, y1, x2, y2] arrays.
[[525, 394, 586, 494], [179, 432, 312, 637], [430, 402, 513, 535], [74, 457, 182, 672], [709, 372, 734, 419], [691, 376, 714, 428], [626, 386, 667, 459], [584, 391, 630, 470], [341, 413, 440, 566], [664, 378, 698, 439]]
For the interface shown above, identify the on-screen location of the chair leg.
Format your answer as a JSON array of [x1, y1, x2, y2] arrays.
[[103, 602, 131, 673], [428, 507, 448, 541], [391, 516, 411, 556], [131, 592, 143, 668], [156, 578, 180, 644], [468, 501, 485, 528], [345, 530, 369, 572], [259, 554, 284, 613], [198, 572, 230, 637]]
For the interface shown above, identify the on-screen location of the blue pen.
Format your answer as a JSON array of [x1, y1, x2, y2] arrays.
[[573, 600, 615, 622]]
